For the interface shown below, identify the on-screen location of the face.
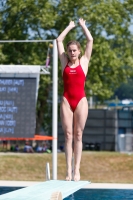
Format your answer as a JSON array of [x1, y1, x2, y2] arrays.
[[67, 44, 80, 61]]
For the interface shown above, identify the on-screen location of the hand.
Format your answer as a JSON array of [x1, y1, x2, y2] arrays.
[[78, 18, 86, 27], [68, 21, 75, 29]]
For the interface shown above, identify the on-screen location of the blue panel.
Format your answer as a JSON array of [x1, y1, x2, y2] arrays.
[[118, 128, 126, 134]]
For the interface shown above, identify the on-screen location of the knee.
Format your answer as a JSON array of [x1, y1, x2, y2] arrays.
[[74, 130, 82, 142], [65, 130, 73, 141]]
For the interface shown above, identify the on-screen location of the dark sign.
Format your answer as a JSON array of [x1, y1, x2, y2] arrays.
[[0, 78, 37, 138]]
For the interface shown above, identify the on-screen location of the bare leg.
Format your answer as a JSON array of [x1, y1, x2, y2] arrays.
[[73, 97, 88, 181], [60, 97, 73, 181]]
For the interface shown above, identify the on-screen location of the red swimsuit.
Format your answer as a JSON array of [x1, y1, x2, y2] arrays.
[[63, 63, 86, 112]]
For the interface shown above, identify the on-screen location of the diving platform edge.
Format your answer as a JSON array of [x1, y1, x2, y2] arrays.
[[0, 180, 91, 200]]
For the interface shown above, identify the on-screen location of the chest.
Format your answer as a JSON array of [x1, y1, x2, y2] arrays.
[[63, 66, 85, 78]]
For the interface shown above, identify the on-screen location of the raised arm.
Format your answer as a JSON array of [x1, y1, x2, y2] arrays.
[[56, 21, 75, 69], [79, 18, 93, 62]]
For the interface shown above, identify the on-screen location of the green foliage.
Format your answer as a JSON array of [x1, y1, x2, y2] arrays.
[[56, 0, 133, 101], [0, 0, 133, 133]]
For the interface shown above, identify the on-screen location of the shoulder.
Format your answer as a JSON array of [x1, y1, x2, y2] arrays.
[[80, 56, 89, 76], [61, 56, 69, 72]]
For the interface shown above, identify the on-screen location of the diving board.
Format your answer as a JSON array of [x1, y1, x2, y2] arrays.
[[0, 180, 90, 200]]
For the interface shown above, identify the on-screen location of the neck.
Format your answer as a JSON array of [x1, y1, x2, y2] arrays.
[[68, 59, 80, 68], [69, 59, 79, 64]]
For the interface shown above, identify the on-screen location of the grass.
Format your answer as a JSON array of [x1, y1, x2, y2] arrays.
[[0, 151, 133, 183]]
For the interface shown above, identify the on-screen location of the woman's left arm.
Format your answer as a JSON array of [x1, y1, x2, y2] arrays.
[[79, 18, 93, 62]]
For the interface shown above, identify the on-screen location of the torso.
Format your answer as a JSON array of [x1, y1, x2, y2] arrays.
[[62, 62, 86, 112]]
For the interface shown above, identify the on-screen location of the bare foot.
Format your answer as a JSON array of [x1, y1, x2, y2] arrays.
[[66, 170, 72, 181], [74, 170, 80, 181], [66, 175, 71, 181]]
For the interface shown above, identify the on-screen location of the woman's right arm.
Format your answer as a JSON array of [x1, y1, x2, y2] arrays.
[[56, 21, 75, 69]]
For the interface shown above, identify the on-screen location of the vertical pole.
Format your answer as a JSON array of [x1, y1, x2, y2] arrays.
[[46, 162, 50, 181], [89, 90, 93, 108], [52, 39, 58, 180]]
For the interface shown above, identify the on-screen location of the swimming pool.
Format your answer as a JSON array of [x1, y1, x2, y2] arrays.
[[0, 186, 23, 195], [0, 187, 133, 199], [64, 189, 133, 200]]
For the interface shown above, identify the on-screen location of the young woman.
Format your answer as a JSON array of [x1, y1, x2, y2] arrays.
[[56, 18, 93, 181]]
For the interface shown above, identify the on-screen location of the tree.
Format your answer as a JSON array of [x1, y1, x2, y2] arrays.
[[55, 0, 133, 101], [0, 0, 133, 134]]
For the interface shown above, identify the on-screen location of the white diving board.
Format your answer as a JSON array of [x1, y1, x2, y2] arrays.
[[0, 180, 90, 200]]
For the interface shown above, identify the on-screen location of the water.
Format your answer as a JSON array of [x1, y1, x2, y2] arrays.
[[64, 189, 133, 200], [0, 186, 23, 195], [0, 187, 133, 199]]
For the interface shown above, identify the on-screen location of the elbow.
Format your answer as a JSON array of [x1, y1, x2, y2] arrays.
[[89, 38, 93, 44], [90, 37, 93, 41], [87, 37, 93, 43], [56, 37, 62, 43], [56, 37, 59, 42]]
